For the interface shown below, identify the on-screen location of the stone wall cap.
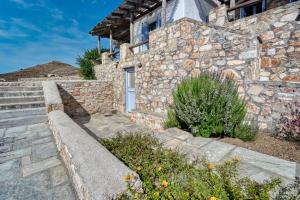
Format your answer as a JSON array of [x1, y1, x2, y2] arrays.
[[42, 81, 63, 105], [48, 110, 141, 199]]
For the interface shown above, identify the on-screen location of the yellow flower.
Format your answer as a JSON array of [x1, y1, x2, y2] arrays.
[[157, 166, 163, 171], [137, 166, 143, 171], [207, 163, 215, 170], [153, 192, 160, 197], [209, 197, 217, 200], [129, 174, 135, 180], [234, 156, 241, 161], [161, 180, 169, 188], [123, 174, 135, 182], [123, 175, 130, 182]]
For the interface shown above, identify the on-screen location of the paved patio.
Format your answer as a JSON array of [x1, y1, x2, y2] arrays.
[[0, 123, 75, 200], [78, 113, 299, 185]]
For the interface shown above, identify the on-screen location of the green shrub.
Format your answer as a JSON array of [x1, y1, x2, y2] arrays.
[[235, 121, 258, 142], [101, 134, 282, 200], [164, 108, 180, 129], [77, 48, 108, 80], [167, 70, 247, 138]]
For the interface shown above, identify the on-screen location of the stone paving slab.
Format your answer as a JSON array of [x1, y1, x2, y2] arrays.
[[0, 123, 75, 200], [22, 156, 61, 177], [77, 113, 298, 185], [228, 147, 296, 180]]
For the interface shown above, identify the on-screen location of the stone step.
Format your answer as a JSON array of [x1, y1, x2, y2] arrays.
[[0, 107, 47, 120], [0, 96, 44, 104], [0, 115, 48, 129], [0, 86, 43, 92], [0, 90, 44, 97], [0, 101, 45, 110]]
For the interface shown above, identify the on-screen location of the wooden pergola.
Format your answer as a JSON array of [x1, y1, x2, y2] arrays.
[[90, 0, 168, 54]]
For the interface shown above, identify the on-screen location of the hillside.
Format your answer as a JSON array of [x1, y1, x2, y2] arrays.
[[0, 61, 80, 82]]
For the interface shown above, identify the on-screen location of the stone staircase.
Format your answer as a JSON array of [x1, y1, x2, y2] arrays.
[[0, 85, 47, 128]]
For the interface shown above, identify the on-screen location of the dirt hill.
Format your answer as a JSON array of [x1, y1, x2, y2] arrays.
[[0, 61, 80, 82]]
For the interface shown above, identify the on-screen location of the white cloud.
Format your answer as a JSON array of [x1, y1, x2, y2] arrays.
[[51, 8, 64, 20], [10, 0, 45, 8], [11, 18, 42, 32]]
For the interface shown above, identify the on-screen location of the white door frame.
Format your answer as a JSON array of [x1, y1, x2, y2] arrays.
[[125, 67, 136, 113]]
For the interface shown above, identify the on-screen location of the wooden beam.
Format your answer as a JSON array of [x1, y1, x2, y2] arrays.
[[161, 0, 167, 27]]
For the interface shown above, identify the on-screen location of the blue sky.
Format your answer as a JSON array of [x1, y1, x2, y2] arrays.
[[0, 0, 122, 73]]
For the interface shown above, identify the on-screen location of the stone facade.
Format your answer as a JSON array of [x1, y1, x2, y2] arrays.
[[95, 1, 300, 132], [243, 81, 300, 131], [210, 1, 300, 82], [56, 81, 114, 117]]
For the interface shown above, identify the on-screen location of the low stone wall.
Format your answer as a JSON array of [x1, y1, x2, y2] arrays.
[[130, 112, 165, 131], [0, 81, 42, 87], [42, 81, 64, 113], [48, 110, 141, 200], [56, 81, 114, 117], [18, 76, 82, 82]]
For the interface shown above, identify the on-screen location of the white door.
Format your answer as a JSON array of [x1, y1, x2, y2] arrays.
[[125, 68, 136, 112]]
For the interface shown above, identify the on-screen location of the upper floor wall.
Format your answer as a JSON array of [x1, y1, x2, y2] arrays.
[[132, 0, 217, 52], [209, 1, 300, 82]]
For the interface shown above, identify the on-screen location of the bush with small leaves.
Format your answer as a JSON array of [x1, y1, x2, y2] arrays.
[[276, 102, 300, 142], [101, 134, 282, 200], [76, 48, 109, 80], [166, 70, 247, 139]]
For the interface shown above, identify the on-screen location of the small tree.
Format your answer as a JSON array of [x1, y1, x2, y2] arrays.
[[77, 48, 108, 80]]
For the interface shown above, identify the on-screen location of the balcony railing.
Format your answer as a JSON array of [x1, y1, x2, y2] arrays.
[[129, 40, 149, 54]]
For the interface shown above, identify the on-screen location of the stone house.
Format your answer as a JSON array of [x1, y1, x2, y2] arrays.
[[90, 0, 300, 132]]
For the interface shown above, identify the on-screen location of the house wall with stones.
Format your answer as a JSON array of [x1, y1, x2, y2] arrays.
[[96, 18, 258, 112], [242, 81, 300, 132], [94, 2, 300, 132], [56, 81, 114, 117], [210, 1, 300, 82]]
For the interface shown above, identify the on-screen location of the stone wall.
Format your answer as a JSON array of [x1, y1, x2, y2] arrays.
[[95, 2, 300, 132], [0, 81, 42, 87], [243, 81, 300, 131], [56, 81, 114, 117], [210, 1, 300, 82], [18, 76, 82, 82], [96, 18, 258, 113]]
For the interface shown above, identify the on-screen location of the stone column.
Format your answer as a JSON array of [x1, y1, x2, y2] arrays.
[[130, 13, 134, 44], [109, 28, 113, 54], [209, 5, 228, 26], [102, 52, 112, 64], [120, 43, 132, 61], [161, 0, 167, 27], [97, 36, 102, 55]]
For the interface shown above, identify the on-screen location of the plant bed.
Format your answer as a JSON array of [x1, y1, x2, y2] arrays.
[[100, 133, 299, 200], [219, 132, 300, 162]]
